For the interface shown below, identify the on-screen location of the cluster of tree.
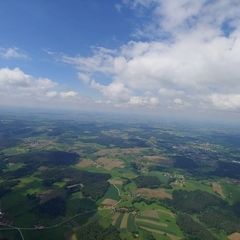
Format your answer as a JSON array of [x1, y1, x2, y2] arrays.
[[0, 180, 20, 197], [174, 156, 199, 171], [4, 165, 35, 179], [213, 161, 240, 179], [233, 201, 240, 217], [39, 167, 110, 200], [169, 190, 225, 213], [82, 181, 109, 200], [0, 155, 7, 174], [8, 151, 79, 167], [169, 190, 240, 237], [76, 220, 121, 240], [134, 176, 161, 189], [37, 196, 66, 217], [76, 198, 96, 213], [199, 208, 240, 234], [3, 151, 80, 180], [176, 213, 218, 240], [0, 135, 20, 149]]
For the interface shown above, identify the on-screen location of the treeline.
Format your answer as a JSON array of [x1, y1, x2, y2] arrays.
[[134, 176, 161, 189], [8, 151, 79, 167], [177, 214, 218, 240], [174, 156, 199, 171], [3, 151, 80, 180], [76, 220, 121, 240], [199, 208, 240, 234], [0, 180, 20, 198], [169, 190, 225, 213], [167, 190, 240, 236], [37, 196, 66, 217], [213, 161, 240, 179]]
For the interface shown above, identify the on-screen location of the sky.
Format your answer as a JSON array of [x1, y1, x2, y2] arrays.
[[0, 0, 240, 120]]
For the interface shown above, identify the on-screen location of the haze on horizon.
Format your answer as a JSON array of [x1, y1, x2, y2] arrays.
[[0, 0, 240, 122]]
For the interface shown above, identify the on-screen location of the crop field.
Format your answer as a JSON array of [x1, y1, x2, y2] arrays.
[[0, 114, 239, 240]]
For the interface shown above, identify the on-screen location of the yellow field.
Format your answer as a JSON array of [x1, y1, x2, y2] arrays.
[[212, 182, 225, 198], [142, 210, 159, 219], [102, 198, 118, 208], [77, 159, 94, 168], [135, 218, 168, 227], [120, 213, 129, 229]]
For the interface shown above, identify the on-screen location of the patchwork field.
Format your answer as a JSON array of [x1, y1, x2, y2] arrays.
[[135, 214, 182, 240], [0, 113, 239, 240]]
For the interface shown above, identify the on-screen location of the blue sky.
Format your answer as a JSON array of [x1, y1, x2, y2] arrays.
[[0, 0, 240, 119], [0, 1, 134, 88]]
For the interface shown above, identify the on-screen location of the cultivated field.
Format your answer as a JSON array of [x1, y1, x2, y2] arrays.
[[135, 188, 172, 199]]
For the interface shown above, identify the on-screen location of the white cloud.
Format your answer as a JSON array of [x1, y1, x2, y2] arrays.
[[91, 81, 131, 102], [0, 68, 57, 91], [60, 91, 78, 98], [78, 73, 91, 84], [46, 91, 58, 98], [0, 67, 85, 108], [210, 94, 240, 110], [174, 98, 183, 105], [61, 0, 240, 112], [128, 96, 159, 107], [123, 0, 240, 38], [0, 47, 28, 60]]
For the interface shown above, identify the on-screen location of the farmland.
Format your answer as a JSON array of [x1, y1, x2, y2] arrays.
[[0, 113, 240, 239]]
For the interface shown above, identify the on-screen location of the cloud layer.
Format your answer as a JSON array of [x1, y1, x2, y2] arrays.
[[63, 0, 240, 111]]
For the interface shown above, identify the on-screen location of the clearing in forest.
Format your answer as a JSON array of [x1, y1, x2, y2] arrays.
[[96, 157, 125, 170], [212, 182, 225, 198], [102, 198, 118, 208], [228, 233, 240, 240], [135, 188, 172, 199], [77, 159, 94, 168]]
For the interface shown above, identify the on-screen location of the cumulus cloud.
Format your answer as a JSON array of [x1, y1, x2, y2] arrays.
[[0, 67, 85, 108], [60, 91, 78, 98], [0, 47, 29, 60], [62, 0, 240, 112]]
